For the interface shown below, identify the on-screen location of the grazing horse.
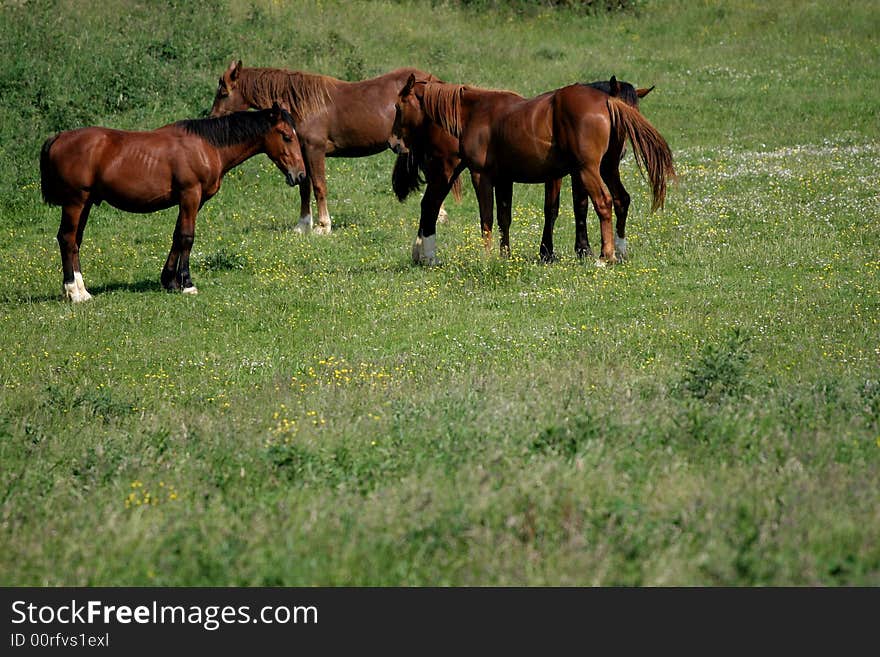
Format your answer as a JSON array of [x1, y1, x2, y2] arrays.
[[390, 76, 654, 263], [390, 75, 674, 265], [40, 103, 306, 301], [210, 61, 454, 235]]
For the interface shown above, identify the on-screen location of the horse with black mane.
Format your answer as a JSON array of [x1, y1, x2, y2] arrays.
[[210, 61, 459, 235], [40, 103, 306, 301], [389, 75, 673, 264]]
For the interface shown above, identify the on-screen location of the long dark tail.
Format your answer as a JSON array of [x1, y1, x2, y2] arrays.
[[392, 150, 463, 202], [40, 134, 65, 206], [607, 97, 675, 212]]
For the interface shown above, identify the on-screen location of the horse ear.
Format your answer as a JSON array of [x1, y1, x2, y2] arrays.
[[229, 59, 242, 82], [636, 85, 655, 98], [269, 101, 281, 120], [402, 73, 416, 96], [609, 75, 620, 97]]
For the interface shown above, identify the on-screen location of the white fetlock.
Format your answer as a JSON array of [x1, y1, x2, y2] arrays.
[[437, 205, 449, 224], [182, 286, 199, 295], [293, 214, 313, 234], [594, 258, 608, 268], [63, 280, 88, 302], [73, 272, 92, 301], [412, 233, 438, 266], [313, 219, 332, 236], [614, 236, 628, 260]]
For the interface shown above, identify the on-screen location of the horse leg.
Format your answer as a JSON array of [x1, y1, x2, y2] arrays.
[[475, 172, 494, 254], [413, 162, 464, 266], [175, 191, 202, 293], [162, 191, 201, 293], [572, 180, 593, 260], [495, 178, 513, 258], [293, 174, 313, 234], [540, 178, 562, 262], [308, 149, 332, 235], [574, 166, 616, 265], [57, 201, 92, 302], [601, 152, 630, 260]]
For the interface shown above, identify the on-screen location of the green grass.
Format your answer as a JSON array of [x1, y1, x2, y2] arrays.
[[1, 0, 878, 585]]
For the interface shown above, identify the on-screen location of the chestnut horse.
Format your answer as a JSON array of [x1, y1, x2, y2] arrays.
[[210, 61, 455, 235], [40, 103, 306, 301], [390, 76, 674, 265], [541, 77, 654, 262], [391, 76, 654, 263]]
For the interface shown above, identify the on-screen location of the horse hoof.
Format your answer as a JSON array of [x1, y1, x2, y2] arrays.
[[540, 253, 557, 264], [293, 223, 311, 235], [63, 282, 91, 303], [313, 224, 332, 236], [182, 286, 199, 295]]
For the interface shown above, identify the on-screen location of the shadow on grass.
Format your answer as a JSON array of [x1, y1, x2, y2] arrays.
[[1, 278, 161, 305]]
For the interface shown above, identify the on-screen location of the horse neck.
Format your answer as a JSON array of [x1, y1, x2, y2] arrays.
[[215, 137, 265, 175]]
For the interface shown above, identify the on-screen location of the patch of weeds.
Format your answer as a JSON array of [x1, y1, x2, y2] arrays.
[[201, 248, 247, 272], [531, 410, 599, 459], [535, 47, 565, 61], [267, 443, 322, 483], [679, 328, 751, 402], [859, 379, 879, 429]]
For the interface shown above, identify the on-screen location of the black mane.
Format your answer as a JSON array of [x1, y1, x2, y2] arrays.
[[176, 108, 294, 147], [585, 79, 640, 107]]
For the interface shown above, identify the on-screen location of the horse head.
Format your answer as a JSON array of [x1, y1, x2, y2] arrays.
[[210, 60, 251, 117], [592, 75, 655, 109], [263, 102, 306, 187], [389, 73, 424, 155]]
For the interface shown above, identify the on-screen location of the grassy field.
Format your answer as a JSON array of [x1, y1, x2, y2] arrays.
[[1, 0, 878, 585]]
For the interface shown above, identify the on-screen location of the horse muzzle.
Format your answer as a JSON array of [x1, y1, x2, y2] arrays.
[[286, 171, 307, 187], [389, 139, 409, 156]]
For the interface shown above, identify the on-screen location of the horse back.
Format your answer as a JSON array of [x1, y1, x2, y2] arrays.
[[42, 126, 216, 211], [320, 67, 437, 154]]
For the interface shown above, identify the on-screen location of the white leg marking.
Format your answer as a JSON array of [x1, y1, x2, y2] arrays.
[[416, 234, 437, 266], [294, 213, 313, 235], [313, 213, 332, 236], [614, 236, 628, 260], [182, 286, 199, 295], [63, 280, 85, 302], [437, 204, 449, 224], [73, 272, 92, 301]]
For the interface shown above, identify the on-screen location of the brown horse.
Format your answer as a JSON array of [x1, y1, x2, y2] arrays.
[[390, 76, 674, 265], [391, 76, 654, 263], [40, 103, 306, 301], [541, 77, 655, 262], [210, 61, 453, 235]]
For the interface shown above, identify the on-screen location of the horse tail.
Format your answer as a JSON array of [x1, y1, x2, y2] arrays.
[[606, 97, 675, 212], [40, 134, 65, 206], [391, 151, 424, 202]]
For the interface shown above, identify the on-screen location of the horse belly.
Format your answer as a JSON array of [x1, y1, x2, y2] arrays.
[[494, 145, 562, 183], [96, 150, 176, 213]]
